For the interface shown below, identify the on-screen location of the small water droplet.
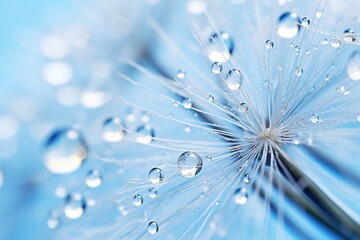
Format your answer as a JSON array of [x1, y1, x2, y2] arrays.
[[277, 12, 301, 39], [211, 62, 223, 74], [321, 38, 329, 45], [315, 11, 322, 18], [148, 188, 158, 199], [43, 129, 87, 174], [330, 37, 341, 48], [347, 52, 360, 80], [301, 17, 310, 27], [136, 125, 155, 144], [148, 168, 164, 184], [133, 194, 143, 207], [207, 95, 215, 102], [102, 117, 124, 142], [294, 46, 300, 54], [208, 32, 234, 63], [147, 221, 159, 234], [234, 188, 248, 205], [338, 86, 349, 95], [183, 98, 192, 109], [357, 115, 360, 122], [237, 103, 248, 113], [64, 193, 86, 219], [176, 69, 186, 80], [85, 169, 102, 188], [243, 174, 250, 183], [295, 66, 303, 76], [310, 114, 319, 123], [343, 29, 356, 43], [47, 211, 60, 229], [225, 69, 242, 90], [177, 151, 203, 177], [265, 39, 274, 49]]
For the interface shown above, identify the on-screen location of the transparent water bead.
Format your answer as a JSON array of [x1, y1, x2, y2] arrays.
[[265, 39, 274, 49], [208, 31, 234, 63], [234, 188, 248, 205], [64, 193, 86, 219], [177, 151, 203, 177], [330, 37, 341, 48], [225, 69, 242, 90], [211, 62, 223, 74], [176, 69, 186, 80], [237, 103, 248, 114], [183, 98, 192, 109], [43, 129, 87, 174], [133, 194, 143, 207], [343, 29, 356, 43], [149, 188, 158, 199], [147, 221, 159, 234], [207, 95, 215, 102], [243, 174, 250, 184], [102, 117, 124, 142], [85, 169, 103, 188], [310, 114, 319, 123], [295, 67, 303, 77], [301, 17, 310, 27], [136, 125, 155, 144], [277, 12, 301, 39], [148, 168, 164, 184], [347, 52, 360, 80]]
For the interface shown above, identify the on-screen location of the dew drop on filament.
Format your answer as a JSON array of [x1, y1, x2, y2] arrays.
[[177, 151, 203, 177], [277, 12, 301, 39]]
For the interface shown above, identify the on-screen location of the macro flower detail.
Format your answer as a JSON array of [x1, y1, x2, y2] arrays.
[[1, 0, 360, 239]]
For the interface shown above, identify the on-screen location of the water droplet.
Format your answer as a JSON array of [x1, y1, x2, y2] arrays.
[[347, 52, 360, 80], [136, 125, 155, 144], [234, 188, 248, 205], [237, 103, 248, 113], [330, 37, 341, 48], [64, 193, 86, 219], [177, 151, 203, 177], [294, 46, 300, 54], [315, 11, 322, 18], [343, 29, 356, 43], [277, 12, 301, 39], [207, 95, 215, 102], [225, 69, 242, 90], [301, 17, 310, 27], [338, 86, 349, 95], [211, 62, 223, 74], [85, 169, 102, 188], [310, 114, 319, 123], [295, 66, 303, 76], [148, 168, 164, 184], [43, 129, 87, 174], [265, 39, 274, 49], [184, 125, 192, 133], [321, 38, 329, 45], [208, 31, 234, 63], [148, 188, 158, 199], [183, 98, 192, 109], [243, 174, 250, 184], [102, 117, 124, 142], [147, 221, 159, 234], [176, 69, 186, 80], [47, 211, 60, 229], [133, 194, 143, 207]]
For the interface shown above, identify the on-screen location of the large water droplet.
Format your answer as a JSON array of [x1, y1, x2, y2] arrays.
[[225, 69, 242, 90], [102, 117, 124, 142], [177, 151, 203, 177], [148, 168, 164, 184], [347, 52, 360, 80], [43, 129, 87, 174], [147, 221, 159, 234], [85, 169, 102, 188], [234, 188, 248, 205], [208, 32, 234, 63], [133, 194, 143, 207], [136, 125, 155, 144], [277, 12, 301, 39], [64, 193, 86, 219]]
